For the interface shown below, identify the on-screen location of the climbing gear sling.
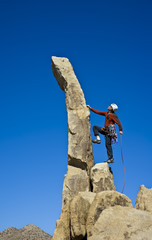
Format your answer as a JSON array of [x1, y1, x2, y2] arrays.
[[108, 124, 118, 144]]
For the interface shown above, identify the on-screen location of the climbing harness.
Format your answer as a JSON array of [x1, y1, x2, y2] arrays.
[[108, 124, 118, 144], [108, 124, 116, 137]]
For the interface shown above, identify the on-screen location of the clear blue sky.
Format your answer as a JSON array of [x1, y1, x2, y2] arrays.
[[0, 0, 152, 236]]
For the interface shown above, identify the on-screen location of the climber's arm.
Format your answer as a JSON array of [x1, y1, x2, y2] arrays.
[[87, 105, 106, 116], [110, 114, 123, 132]]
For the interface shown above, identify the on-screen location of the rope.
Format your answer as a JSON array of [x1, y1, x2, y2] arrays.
[[110, 130, 126, 193], [120, 134, 126, 193], [111, 134, 126, 240]]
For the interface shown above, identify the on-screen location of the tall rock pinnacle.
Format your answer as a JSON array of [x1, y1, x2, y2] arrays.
[[52, 56, 94, 173], [51, 57, 152, 240]]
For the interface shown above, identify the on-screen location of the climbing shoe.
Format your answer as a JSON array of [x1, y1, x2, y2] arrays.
[[92, 139, 101, 144], [104, 158, 114, 163]]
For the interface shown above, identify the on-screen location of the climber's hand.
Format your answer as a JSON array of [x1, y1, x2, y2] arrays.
[[87, 105, 91, 109], [119, 131, 123, 135]]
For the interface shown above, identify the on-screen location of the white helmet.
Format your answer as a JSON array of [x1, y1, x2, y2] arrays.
[[111, 103, 118, 112]]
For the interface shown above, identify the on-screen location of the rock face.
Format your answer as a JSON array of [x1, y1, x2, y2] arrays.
[[52, 56, 94, 173], [52, 57, 152, 240], [52, 56, 95, 240], [87, 206, 152, 240], [0, 225, 52, 240], [90, 163, 116, 192], [87, 191, 133, 236], [62, 165, 90, 206], [70, 192, 96, 239], [135, 185, 152, 214], [53, 203, 71, 240]]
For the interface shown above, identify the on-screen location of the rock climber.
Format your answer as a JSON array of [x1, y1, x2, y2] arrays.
[[87, 104, 123, 163]]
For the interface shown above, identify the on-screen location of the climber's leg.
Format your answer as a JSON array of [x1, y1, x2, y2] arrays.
[[105, 135, 113, 160], [93, 126, 105, 136], [92, 126, 105, 144]]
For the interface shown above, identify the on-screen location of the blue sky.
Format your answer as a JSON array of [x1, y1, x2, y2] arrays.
[[0, 0, 152, 236]]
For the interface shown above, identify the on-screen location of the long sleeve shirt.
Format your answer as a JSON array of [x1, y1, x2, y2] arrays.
[[90, 107, 123, 131]]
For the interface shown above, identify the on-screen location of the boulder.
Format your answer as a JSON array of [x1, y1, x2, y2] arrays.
[[52, 56, 94, 174], [87, 191, 133, 236], [135, 185, 152, 214], [62, 165, 90, 206], [87, 206, 152, 240], [70, 192, 96, 239], [90, 163, 116, 192]]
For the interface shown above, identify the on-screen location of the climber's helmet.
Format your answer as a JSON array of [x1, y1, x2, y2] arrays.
[[110, 103, 118, 112]]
